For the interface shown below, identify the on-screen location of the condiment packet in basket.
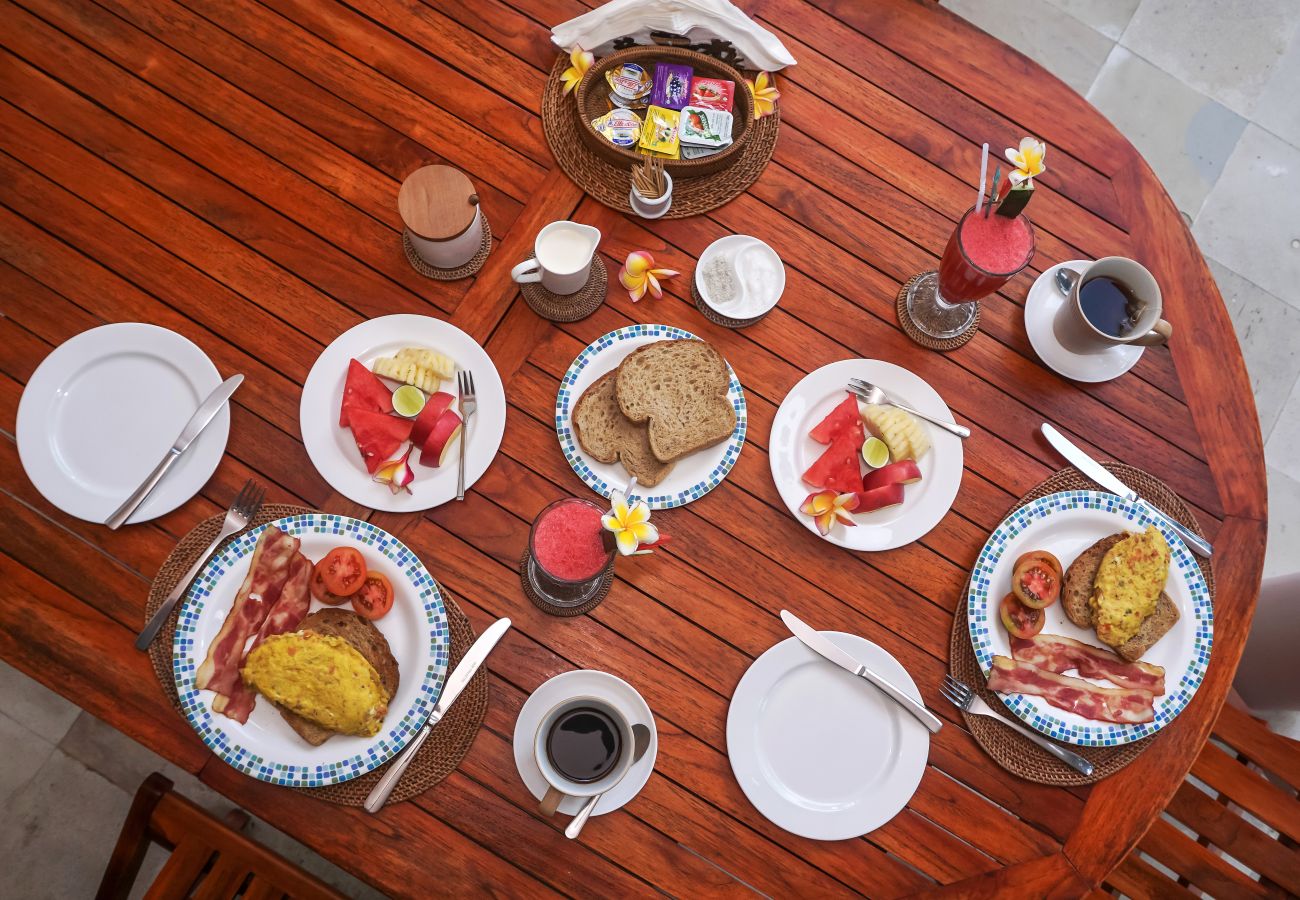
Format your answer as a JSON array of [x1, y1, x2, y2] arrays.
[[679, 106, 733, 148], [650, 63, 693, 110], [681, 144, 723, 160], [689, 77, 735, 112], [639, 105, 680, 157], [591, 108, 642, 148], [605, 63, 652, 101]]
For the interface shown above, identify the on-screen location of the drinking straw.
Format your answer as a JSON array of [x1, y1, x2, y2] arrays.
[[975, 143, 989, 214]]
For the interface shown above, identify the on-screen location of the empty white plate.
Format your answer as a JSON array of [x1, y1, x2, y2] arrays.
[[727, 633, 929, 840], [16, 323, 229, 524]]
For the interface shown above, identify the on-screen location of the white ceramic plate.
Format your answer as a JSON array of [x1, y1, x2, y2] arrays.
[[1025, 261, 1144, 383], [16, 323, 229, 525], [769, 359, 963, 550], [555, 324, 746, 509], [300, 315, 505, 512], [513, 670, 658, 816], [174, 514, 449, 786], [727, 633, 929, 840], [967, 491, 1213, 746], [695, 234, 785, 319]]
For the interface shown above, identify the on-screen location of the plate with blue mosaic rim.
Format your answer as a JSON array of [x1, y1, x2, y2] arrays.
[[173, 513, 450, 787], [555, 324, 747, 509], [967, 491, 1213, 747]]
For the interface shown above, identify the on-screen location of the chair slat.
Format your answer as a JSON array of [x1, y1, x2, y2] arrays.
[[142, 841, 216, 900], [1192, 742, 1300, 843], [1215, 704, 1300, 787], [1104, 852, 1199, 900], [1167, 780, 1300, 895], [241, 876, 285, 900], [191, 853, 251, 900], [1139, 817, 1275, 898]]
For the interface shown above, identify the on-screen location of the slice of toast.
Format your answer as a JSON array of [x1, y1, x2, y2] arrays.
[[1111, 592, 1179, 662], [273, 609, 400, 746], [572, 372, 674, 487], [614, 339, 736, 463], [1061, 534, 1178, 660]]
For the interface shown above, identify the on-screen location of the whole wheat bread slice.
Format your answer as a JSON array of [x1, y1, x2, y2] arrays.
[[572, 372, 674, 487], [614, 340, 736, 463], [1062, 534, 1179, 661], [273, 609, 400, 746]]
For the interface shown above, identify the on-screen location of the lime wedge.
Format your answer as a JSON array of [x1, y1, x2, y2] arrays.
[[392, 384, 426, 418], [861, 436, 889, 469]]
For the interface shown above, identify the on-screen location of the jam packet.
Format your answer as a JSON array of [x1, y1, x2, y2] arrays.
[[650, 63, 693, 110], [679, 106, 733, 148], [605, 63, 652, 102], [639, 105, 680, 157], [591, 108, 642, 149], [688, 77, 735, 112]]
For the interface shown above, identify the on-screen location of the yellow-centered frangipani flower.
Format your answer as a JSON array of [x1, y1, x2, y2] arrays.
[[602, 488, 658, 555], [1005, 137, 1047, 186], [746, 71, 780, 119], [560, 46, 593, 95], [619, 250, 679, 302], [800, 490, 859, 536]]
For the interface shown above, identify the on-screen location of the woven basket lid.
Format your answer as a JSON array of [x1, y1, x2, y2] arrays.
[[399, 165, 479, 241]]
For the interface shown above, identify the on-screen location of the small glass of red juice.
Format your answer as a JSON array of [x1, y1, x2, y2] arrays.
[[526, 498, 616, 608], [905, 205, 1035, 339]]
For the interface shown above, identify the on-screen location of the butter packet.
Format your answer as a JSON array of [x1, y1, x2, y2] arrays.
[[605, 63, 652, 101], [638, 105, 680, 157], [591, 108, 642, 149], [679, 105, 733, 148]]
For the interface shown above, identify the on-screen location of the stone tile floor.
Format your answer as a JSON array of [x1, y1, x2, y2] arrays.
[[3, 2, 1298, 896]]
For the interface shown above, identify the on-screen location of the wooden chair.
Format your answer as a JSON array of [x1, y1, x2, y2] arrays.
[[1103, 702, 1300, 898], [96, 773, 346, 900]]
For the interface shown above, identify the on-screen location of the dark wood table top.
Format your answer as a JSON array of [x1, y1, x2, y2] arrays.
[[0, 0, 1268, 895]]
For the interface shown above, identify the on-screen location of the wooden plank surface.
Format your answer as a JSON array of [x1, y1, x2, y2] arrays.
[[0, 0, 1267, 896]]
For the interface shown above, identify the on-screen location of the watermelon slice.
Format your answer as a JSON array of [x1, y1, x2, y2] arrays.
[[340, 358, 393, 427], [809, 394, 864, 445], [802, 433, 863, 493], [348, 409, 412, 474], [410, 391, 457, 447]]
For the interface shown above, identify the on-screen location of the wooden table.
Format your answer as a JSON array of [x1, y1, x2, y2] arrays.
[[0, 0, 1268, 896]]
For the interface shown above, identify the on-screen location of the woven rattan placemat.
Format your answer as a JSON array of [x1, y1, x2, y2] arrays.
[[520, 255, 608, 322], [145, 504, 487, 806], [691, 278, 769, 328], [542, 55, 780, 218], [519, 550, 614, 617], [896, 273, 980, 351], [402, 213, 492, 281], [948, 464, 1215, 785]]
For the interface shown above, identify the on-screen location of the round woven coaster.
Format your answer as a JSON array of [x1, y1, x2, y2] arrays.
[[948, 463, 1216, 786], [691, 278, 768, 328], [145, 504, 488, 806], [542, 55, 780, 219], [896, 272, 980, 351], [519, 550, 614, 617], [520, 255, 608, 322], [401, 214, 493, 281]]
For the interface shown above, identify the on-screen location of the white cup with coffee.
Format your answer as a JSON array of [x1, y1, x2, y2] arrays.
[[533, 695, 634, 817], [1055, 256, 1173, 353], [511, 221, 601, 295]]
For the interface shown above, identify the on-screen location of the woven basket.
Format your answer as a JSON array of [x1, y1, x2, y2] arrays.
[[576, 46, 753, 177]]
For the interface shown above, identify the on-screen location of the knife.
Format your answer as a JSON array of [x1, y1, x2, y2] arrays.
[[781, 610, 943, 734], [105, 374, 244, 530], [1040, 423, 1212, 558], [365, 617, 512, 813]]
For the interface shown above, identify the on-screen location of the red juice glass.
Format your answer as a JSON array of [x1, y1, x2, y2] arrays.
[[525, 498, 615, 608], [905, 205, 1036, 339]]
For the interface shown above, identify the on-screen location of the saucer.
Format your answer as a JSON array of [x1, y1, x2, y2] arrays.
[[1025, 261, 1144, 383], [513, 670, 657, 817]]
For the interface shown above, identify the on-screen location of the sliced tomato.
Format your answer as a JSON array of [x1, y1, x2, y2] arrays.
[[1013, 550, 1063, 579], [340, 358, 393, 427], [348, 409, 413, 474], [351, 571, 394, 620], [999, 592, 1045, 638], [309, 565, 351, 605], [1012, 555, 1061, 609], [809, 394, 865, 445], [318, 547, 367, 596]]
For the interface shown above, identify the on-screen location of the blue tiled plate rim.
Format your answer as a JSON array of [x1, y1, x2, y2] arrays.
[[172, 513, 450, 786], [553, 324, 747, 509], [965, 490, 1213, 747]]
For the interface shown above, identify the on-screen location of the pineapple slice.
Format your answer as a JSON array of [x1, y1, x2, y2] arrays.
[[371, 357, 442, 394], [395, 347, 455, 380], [861, 405, 931, 461]]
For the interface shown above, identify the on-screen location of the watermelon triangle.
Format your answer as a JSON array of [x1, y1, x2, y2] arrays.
[[340, 359, 393, 427], [348, 409, 412, 474], [802, 432, 863, 492]]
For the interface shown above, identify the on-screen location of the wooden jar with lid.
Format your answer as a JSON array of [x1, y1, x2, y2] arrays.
[[398, 165, 484, 269]]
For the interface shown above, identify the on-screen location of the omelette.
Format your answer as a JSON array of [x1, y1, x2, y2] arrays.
[[242, 633, 390, 737], [1089, 525, 1171, 648]]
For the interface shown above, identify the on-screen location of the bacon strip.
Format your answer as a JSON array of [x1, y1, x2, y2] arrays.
[[987, 656, 1156, 724], [1011, 634, 1166, 695]]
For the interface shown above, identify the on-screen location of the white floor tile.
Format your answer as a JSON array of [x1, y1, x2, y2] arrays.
[[0, 660, 81, 745], [1265, 379, 1300, 483], [1088, 47, 1245, 217], [1045, 0, 1140, 41], [940, 0, 1115, 95], [1194, 125, 1300, 309], [0, 713, 56, 808], [1121, 0, 1300, 119], [1255, 27, 1300, 149], [1264, 466, 1300, 579]]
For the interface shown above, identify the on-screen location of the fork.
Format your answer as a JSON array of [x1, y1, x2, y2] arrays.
[[456, 370, 477, 501], [848, 379, 970, 439], [135, 480, 265, 651], [941, 674, 1094, 776]]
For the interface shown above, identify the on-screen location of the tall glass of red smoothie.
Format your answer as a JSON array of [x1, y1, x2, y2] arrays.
[[905, 205, 1035, 339], [526, 498, 616, 608]]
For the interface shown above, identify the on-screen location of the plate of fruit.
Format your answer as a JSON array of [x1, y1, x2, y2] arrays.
[[769, 359, 963, 550], [299, 315, 506, 512]]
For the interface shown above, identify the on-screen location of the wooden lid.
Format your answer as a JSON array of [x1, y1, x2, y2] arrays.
[[398, 165, 479, 241]]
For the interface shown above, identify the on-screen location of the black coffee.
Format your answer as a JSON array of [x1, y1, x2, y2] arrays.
[[546, 707, 622, 783], [1080, 276, 1144, 337]]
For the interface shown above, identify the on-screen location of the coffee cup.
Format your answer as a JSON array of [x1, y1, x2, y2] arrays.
[[1055, 257, 1173, 352], [533, 695, 634, 817], [510, 221, 601, 295]]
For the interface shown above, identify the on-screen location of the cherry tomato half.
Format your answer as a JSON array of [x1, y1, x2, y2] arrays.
[[999, 592, 1045, 639], [318, 547, 366, 596], [1013, 550, 1063, 579], [1012, 555, 1061, 609], [351, 571, 394, 620], [309, 565, 352, 606]]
